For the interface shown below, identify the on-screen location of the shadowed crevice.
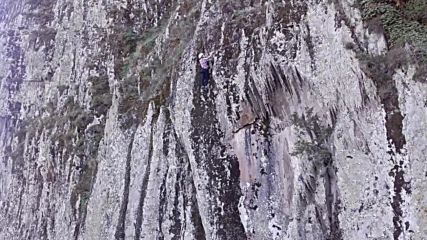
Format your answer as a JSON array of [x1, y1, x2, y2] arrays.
[[134, 122, 155, 240], [190, 69, 246, 239], [114, 131, 137, 240]]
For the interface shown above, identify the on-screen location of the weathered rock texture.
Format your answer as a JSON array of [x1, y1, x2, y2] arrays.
[[0, 0, 426, 239]]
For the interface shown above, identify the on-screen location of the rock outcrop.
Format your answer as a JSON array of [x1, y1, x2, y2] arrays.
[[0, 0, 426, 239]]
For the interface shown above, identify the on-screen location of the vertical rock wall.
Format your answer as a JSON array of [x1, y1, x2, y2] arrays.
[[0, 0, 426, 239]]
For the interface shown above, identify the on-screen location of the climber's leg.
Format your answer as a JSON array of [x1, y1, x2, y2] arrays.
[[201, 68, 209, 87]]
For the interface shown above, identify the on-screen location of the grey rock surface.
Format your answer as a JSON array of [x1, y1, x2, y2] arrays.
[[0, 0, 426, 239]]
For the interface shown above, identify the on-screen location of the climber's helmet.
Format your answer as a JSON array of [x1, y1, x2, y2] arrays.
[[198, 53, 204, 59]]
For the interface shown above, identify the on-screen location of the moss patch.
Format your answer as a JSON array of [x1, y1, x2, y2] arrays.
[[107, 1, 199, 130]]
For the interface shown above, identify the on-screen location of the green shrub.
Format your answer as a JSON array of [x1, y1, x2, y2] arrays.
[[403, 0, 427, 24], [360, 0, 427, 46], [88, 75, 112, 117], [359, 0, 427, 82], [290, 109, 334, 163]]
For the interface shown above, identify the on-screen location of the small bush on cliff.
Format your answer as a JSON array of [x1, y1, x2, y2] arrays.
[[359, 0, 427, 82], [290, 109, 334, 163], [361, 0, 427, 46], [88, 75, 112, 117]]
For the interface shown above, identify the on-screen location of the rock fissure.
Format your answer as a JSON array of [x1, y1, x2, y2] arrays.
[[190, 76, 246, 239], [173, 130, 206, 239], [133, 121, 155, 240], [114, 131, 137, 240]]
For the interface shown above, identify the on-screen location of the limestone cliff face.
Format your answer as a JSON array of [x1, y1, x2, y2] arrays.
[[0, 0, 426, 239]]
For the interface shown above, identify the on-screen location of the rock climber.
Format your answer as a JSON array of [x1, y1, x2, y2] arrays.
[[198, 52, 211, 87]]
